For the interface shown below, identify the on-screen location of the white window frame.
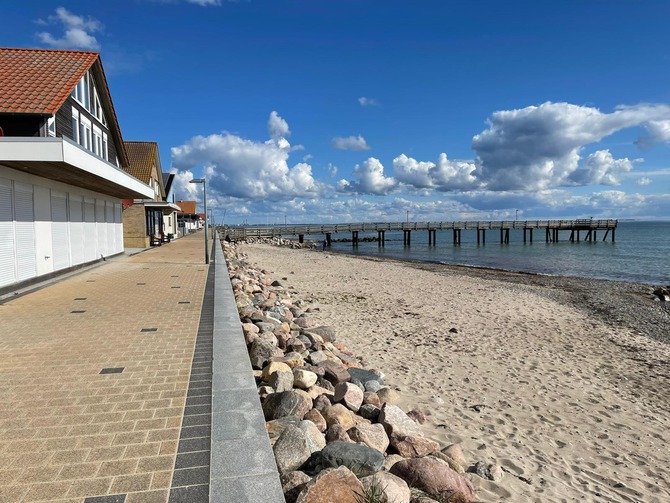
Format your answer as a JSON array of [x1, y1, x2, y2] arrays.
[[71, 73, 91, 110], [93, 126, 102, 157], [102, 133, 108, 161], [47, 116, 56, 137], [71, 108, 80, 144], [80, 116, 92, 151]]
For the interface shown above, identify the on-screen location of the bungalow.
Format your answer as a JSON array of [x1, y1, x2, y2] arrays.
[[162, 171, 180, 239], [122, 141, 180, 247], [0, 47, 153, 291], [176, 200, 201, 235]]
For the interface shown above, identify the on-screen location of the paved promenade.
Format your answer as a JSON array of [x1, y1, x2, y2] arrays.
[[0, 233, 212, 503]]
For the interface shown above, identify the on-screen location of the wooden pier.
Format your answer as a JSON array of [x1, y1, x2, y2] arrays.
[[224, 219, 617, 246]]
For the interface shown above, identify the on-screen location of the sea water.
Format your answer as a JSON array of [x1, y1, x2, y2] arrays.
[[322, 221, 670, 285]]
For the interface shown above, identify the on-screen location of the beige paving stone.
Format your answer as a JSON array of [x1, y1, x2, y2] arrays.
[[112, 431, 148, 446], [65, 476, 112, 498], [10, 451, 54, 467], [0, 234, 209, 502], [77, 434, 115, 449], [0, 469, 21, 485], [86, 445, 126, 462], [15, 466, 62, 484], [101, 421, 136, 434], [97, 459, 139, 477], [136, 455, 174, 473], [21, 481, 68, 502], [110, 472, 152, 493], [123, 441, 161, 460], [57, 462, 100, 480], [0, 485, 28, 503], [158, 440, 178, 456], [43, 438, 80, 452], [123, 409, 155, 421]]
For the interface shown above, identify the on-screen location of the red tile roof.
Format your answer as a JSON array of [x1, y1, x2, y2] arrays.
[[124, 141, 158, 184], [0, 47, 98, 114], [176, 201, 197, 214]]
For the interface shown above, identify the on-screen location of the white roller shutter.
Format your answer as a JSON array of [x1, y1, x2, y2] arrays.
[[51, 190, 70, 271], [106, 201, 115, 253], [96, 199, 106, 257], [83, 197, 96, 261], [114, 203, 123, 252], [14, 182, 36, 281], [0, 178, 16, 287], [69, 194, 84, 266]]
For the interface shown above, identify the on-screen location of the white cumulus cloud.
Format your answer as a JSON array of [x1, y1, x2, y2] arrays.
[[268, 111, 291, 140], [170, 112, 323, 202], [472, 102, 670, 191], [636, 176, 652, 186], [568, 150, 639, 186], [36, 7, 102, 50], [337, 157, 396, 195], [393, 153, 479, 191], [637, 120, 670, 150], [331, 135, 371, 151]]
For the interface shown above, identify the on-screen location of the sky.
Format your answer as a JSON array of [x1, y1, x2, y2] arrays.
[[5, 0, 670, 223]]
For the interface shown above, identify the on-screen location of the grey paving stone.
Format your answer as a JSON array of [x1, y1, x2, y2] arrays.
[[210, 472, 284, 503], [212, 370, 257, 392], [172, 463, 210, 487], [211, 405, 267, 441], [178, 436, 211, 453], [210, 437, 277, 478], [175, 450, 211, 469], [168, 484, 208, 503], [84, 495, 126, 503]]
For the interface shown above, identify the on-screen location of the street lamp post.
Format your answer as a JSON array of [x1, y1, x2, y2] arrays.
[[189, 178, 208, 264], [515, 209, 518, 222]]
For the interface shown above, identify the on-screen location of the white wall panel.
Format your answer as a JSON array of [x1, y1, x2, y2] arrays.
[[69, 194, 84, 266], [51, 190, 70, 271], [13, 182, 36, 281], [96, 199, 106, 257], [105, 201, 115, 254], [83, 197, 97, 262], [0, 178, 16, 287]]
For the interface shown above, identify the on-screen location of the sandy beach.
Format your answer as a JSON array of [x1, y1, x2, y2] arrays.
[[240, 242, 670, 503]]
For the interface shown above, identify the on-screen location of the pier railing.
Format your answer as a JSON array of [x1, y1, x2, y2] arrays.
[[224, 219, 617, 241]]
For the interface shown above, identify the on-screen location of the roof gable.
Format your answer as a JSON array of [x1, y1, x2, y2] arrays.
[[0, 47, 130, 168], [0, 47, 97, 115], [177, 200, 197, 214], [124, 141, 165, 198]]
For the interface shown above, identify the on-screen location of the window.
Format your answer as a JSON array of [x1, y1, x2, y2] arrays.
[[72, 108, 80, 143], [102, 133, 108, 161], [93, 126, 102, 157], [47, 116, 56, 137], [71, 72, 106, 126], [71, 73, 91, 109], [80, 117, 92, 151]]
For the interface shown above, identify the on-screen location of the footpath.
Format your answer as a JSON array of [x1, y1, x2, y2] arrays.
[[0, 232, 282, 503]]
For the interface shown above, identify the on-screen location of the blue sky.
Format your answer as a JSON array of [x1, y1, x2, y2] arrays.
[[5, 0, 670, 223]]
